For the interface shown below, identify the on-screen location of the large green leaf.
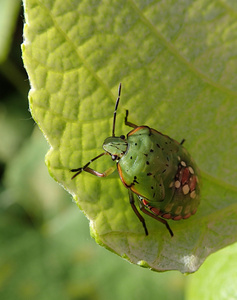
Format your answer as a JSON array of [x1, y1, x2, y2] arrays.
[[22, 0, 237, 273], [186, 242, 237, 300]]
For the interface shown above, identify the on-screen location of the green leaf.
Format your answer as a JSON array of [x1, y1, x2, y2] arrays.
[[22, 0, 237, 273], [186, 242, 237, 300]]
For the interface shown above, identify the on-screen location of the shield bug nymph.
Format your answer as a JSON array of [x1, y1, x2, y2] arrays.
[[71, 84, 200, 237]]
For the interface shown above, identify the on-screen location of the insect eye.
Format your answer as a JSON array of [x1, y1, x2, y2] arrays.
[[120, 135, 125, 139], [111, 155, 117, 161]]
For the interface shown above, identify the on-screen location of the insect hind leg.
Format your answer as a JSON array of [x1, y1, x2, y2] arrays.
[[139, 199, 174, 237]]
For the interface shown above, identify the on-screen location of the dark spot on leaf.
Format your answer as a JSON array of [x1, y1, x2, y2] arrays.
[[147, 172, 152, 176], [150, 149, 154, 152], [156, 143, 160, 148], [146, 161, 149, 165]]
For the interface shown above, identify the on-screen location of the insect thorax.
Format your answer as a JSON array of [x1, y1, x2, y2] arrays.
[[118, 127, 176, 197]]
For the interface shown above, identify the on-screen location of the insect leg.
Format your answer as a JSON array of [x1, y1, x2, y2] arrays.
[[71, 152, 115, 179], [128, 190, 148, 236], [125, 110, 138, 128], [139, 201, 174, 237], [180, 139, 185, 145], [78, 166, 116, 178]]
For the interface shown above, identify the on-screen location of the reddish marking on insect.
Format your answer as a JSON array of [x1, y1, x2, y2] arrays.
[[181, 167, 190, 185], [151, 207, 160, 215], [142, 199, 161, 215], [142, 198, 198, 221], [173, 215, 182, 221], [183, 213, 192, 219], [139, 177, 200, 225], [189, 175, 197, 191], [162, 213, 172, 219]]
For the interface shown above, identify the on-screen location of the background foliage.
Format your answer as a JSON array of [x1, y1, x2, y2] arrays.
[[1, 0, 237, 299]]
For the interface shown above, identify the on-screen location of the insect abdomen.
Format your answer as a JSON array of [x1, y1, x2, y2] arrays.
[[118, 126, 200, 218]]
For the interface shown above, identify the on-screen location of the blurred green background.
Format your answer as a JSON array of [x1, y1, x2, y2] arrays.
[[0, 2, 186, 300]]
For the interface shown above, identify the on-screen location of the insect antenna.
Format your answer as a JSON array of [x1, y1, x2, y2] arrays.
[[112, 83, 122, 137]]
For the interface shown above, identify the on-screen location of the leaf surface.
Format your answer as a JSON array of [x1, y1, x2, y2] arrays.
[[22, 0, 237, 272]]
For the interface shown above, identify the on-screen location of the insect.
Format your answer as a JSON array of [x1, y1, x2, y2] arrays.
[[71, 83, 200, 237]]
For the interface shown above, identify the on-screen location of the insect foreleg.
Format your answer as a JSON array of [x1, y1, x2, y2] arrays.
[[71, 152, 114, 179], [82, 166, 116, 177]]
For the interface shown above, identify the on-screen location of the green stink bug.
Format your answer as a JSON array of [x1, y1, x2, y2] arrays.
[[71, 84, 200, 237]]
